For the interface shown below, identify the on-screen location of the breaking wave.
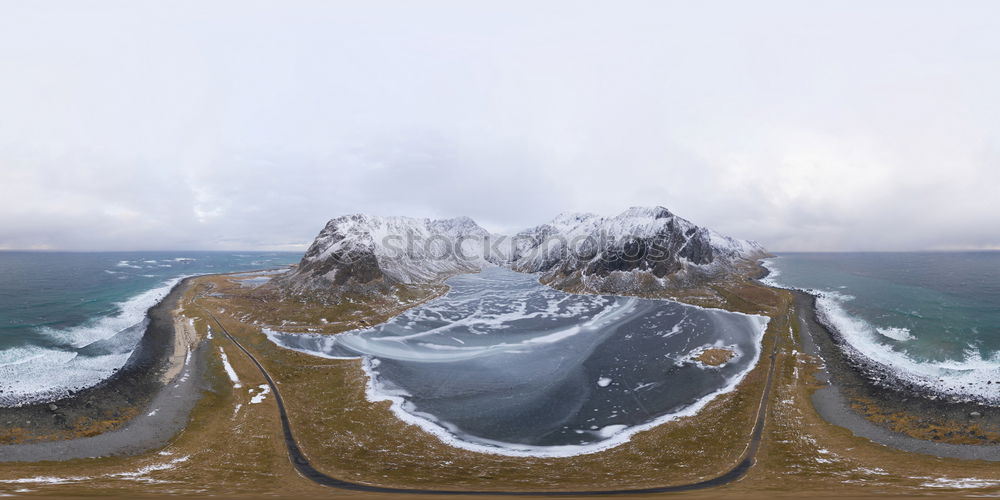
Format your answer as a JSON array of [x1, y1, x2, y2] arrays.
[[761, 258, 1000, 404], [0, 278, 181, 407]]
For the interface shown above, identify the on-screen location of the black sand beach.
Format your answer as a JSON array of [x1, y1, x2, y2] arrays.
[[0, 277, 207, 461]]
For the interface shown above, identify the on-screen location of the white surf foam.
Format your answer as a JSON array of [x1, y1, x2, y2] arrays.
[[817, 292, 1000, 403], [876, 326, 914, 342], [762, 258, 1000, 404], [0, 348, 132, 406], [758, 257, 783, 288], [0, 278, 183, 407], [39, 277, 183, 349]]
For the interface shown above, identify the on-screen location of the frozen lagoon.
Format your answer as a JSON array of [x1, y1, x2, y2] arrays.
[[266, 266, 768, 456]]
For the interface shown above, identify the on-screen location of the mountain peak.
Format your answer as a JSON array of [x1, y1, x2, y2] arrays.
[[279, 207, 767, 297], [619, 206, 674, 219], [547, 212, 601, 230]]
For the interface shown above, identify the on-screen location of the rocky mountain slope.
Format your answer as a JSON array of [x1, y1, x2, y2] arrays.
[[276, 207, 768, 297], [511, 207, 768, 293], [274, 214, 497, 296]]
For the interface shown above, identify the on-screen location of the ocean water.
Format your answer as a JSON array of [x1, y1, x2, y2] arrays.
[[762, 252, 1000, 404], [0, 251, 299, 407], [267, 266, 769, 456]]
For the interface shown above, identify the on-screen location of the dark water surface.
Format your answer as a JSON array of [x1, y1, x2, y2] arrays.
[[267, 266, 769, 455]]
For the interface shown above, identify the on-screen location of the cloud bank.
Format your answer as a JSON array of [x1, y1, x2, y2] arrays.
[[1, 1, 998, 251]]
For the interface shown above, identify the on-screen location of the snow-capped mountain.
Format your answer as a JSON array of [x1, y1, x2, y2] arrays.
[[512, 206, 769, 293], [275, 214, 497, 294], [278, 207, 768, 296]]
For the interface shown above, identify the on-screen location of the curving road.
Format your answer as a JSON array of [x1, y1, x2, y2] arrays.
[[210, 313, 778, 495]]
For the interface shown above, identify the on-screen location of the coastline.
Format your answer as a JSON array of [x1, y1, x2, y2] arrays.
[[6, 259, 1000, 494], [792, 289, 1000, 461], [0, 277, 206, 461]]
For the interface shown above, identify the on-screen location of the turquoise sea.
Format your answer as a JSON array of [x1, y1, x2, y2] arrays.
[[0, 251, 299, 406], [763, 252, 1000, 404]]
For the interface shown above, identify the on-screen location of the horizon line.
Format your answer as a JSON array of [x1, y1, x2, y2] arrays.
[[2, 248, 1000, 254]]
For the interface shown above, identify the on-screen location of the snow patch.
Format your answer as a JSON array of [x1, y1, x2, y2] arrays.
[[249, 384, 270, 404], [218, 347, 241, 388], [920, 477, 1000, 489], [679, 342, 741, 369], [109, 456, 190, 482]]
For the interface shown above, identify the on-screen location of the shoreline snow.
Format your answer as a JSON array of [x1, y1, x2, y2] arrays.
[[264, 304, 769, 458]]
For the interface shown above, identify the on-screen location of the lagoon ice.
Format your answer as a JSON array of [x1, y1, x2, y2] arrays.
[[266, 266, 768, 456]]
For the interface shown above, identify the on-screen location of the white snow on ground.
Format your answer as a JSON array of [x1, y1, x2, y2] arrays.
[[597, 377, 612, 387], [0, 455, 191, 487], [854, 467, 889, 476], [678, 342, 741, 369], [109, 456, 190, 482], [919, 477, 1000, 489], [218, 347, 241, 388], [0, 476, 91, 485], [249, 384, 270, 404]]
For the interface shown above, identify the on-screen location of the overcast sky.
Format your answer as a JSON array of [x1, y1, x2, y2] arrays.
[[1, 1, 998, 252]]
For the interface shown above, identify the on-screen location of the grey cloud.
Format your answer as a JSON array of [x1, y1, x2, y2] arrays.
[[1, 1, 999, 251]]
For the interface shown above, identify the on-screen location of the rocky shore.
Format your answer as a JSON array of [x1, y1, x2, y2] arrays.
[[792, 290, 1000, 460], [0, 277, 207, 460]]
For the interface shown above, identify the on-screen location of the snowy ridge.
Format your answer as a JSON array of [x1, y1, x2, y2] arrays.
[[514, 206, 768, 273], [280, 207, 767, 295], [304, 214, 491, 283], [511, 207, 768, 293], [277, 214, 497, 293]]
